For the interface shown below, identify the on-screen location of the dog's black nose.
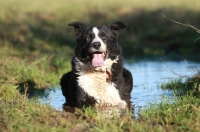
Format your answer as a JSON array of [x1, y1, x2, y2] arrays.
[[92, 42, 101, 49]]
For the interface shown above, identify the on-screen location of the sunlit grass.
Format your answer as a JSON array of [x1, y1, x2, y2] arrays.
[[0, 44, 71, 88], [1, 0, 200, 14], [1, 0, 200, 23], [0, 83, 73, 131], [140, 95, 200, 132]]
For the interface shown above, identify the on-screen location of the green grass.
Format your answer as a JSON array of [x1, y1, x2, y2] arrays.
[[0, 0, 200, 131], [0, 45, 70, 88], [140, 95, 200, 132], [1, 50, 199, 131], [0, 84, 74, 132], [161, 73, 200, 96], [0, 56, 200, 131], [1, 84, 199, 132]]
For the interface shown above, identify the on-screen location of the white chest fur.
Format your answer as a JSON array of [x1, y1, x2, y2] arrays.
[[74, 57, 127, 109]]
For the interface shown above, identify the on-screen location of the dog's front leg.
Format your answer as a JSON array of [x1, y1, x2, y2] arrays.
[[75, 85, 97, 108]]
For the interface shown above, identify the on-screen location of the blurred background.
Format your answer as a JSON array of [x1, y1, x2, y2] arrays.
[[0, 0, 200, 75]]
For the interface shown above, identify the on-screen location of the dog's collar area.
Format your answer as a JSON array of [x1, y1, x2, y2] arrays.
[[93, 68, 112, 83], [106, 68, 112, 83]]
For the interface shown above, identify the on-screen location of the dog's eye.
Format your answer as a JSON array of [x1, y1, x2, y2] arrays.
[[86, 37, 90, 42], [102, 36, 107, 40]]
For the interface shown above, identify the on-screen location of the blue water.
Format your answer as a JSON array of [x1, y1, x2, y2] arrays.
[[42, 60, 200, 114]]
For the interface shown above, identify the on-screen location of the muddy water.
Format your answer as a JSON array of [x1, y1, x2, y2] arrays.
[[42, 60, 200, 115]]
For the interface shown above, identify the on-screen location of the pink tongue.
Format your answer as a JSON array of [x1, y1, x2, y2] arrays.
[[92, 53, 104, 67]]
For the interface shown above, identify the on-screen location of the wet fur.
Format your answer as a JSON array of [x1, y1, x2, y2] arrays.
[[60, 21, 133, 109]]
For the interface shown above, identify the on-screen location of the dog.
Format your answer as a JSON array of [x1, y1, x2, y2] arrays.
[[60, 21, 133, 110]]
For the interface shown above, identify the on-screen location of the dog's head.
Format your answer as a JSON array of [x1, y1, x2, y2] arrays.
[[69, 21, 126, 67]]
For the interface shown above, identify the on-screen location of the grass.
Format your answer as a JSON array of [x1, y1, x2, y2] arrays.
[[0, 84, 74, 132], [1, 52, 200, 131], [0, 0, 200, 131], [161, 73, 200, 96], [0, 45, 69, 88], [140, 95, 200, 132], [1, 83, 199, 131]]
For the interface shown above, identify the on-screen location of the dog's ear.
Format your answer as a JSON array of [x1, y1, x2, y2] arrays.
[[68, 21, 86, 40], [109, 21, 127, 31]]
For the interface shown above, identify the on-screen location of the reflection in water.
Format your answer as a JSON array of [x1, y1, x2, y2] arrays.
[[42, 60, 200, 116]]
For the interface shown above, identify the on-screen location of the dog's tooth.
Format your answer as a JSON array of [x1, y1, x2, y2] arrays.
[[103, 52, 105, 57]]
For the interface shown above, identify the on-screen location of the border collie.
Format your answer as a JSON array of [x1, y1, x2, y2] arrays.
[[60, 21, 133, 110]]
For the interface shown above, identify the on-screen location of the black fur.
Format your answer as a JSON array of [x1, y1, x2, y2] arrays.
[[60, 21, 133, 108]]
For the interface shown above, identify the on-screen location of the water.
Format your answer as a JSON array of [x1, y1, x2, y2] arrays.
[[42, 60, 200, 114]]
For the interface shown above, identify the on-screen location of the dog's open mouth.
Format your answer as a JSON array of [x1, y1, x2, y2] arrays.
[[91, 52, 106, 67]]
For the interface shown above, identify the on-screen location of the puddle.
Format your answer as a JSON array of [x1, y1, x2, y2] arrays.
[[42, 60, 200, 115]]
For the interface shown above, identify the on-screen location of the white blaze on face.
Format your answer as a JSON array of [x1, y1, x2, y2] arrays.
[[89, 27, 106, 52]]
